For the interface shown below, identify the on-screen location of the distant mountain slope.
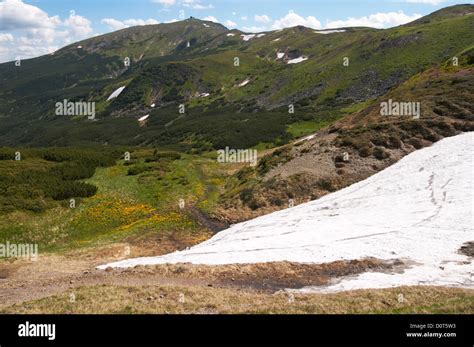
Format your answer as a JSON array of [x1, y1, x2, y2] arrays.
[[70, 18, 228, 58], [217, 48, 474, 222], [0, 5, 473, 148], [408, 3, 474, 25], [100, 132, 473, 293]]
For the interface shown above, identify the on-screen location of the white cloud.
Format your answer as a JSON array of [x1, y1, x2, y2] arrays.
[[0, 0, 94, 63], [101, 18, 159, 31], [152, 0, 213, 10], [224, 20, 237, 27], [151, 0, 177, 5], [182, 0, 214, 10], [188, 3, 213, 9], [325, 11, 422, 29], [254, 14, 271, 23], [0, 0, 60, 30], [242, 26, 266, 33], [241, 16, 248, 21], [271, 10, 321, 30], [203, 16, 218, 22], [101, 18, 126, 31], [165, 19, 179, 23], [124, 19, 159, 26], [14, 44, 58, 57], [270, 10, 422, 31], [64, 14, 93, 37], [0, 33, 14, 42]]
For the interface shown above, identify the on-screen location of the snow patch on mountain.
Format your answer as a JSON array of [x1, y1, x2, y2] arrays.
[[99, 133, 474, 292], [138, 114, 149, 122], [287, 56, 308, 64], [241, 34, 255, 41], [314, 29, 346, 34], [295, 133, 316, 143], [106, 86, 126, 101], [237, 79, 250, 87]]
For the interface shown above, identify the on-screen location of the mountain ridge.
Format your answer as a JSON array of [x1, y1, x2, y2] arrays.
[[0, 4, 473, 149]]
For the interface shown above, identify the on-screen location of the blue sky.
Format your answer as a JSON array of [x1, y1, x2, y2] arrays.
[[0, 0, 469, 62]]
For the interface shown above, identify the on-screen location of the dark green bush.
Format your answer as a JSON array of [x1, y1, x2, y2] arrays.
[[155, 151, 182, 160], [387, 135, 402, 149], [51, 162, 96, 180], [0, 147, 118, 213], [407, 137, 424, 149], [239, 188, 254, 204], [373, 146, 390, 160], [47, 181, 97, 200], [358, 146, 373, 158], [127, 164, 151, 176], [317, 178, 335, 192], [0, 148, 17, 160]]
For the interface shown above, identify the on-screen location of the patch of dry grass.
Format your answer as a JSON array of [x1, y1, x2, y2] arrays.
[[2, 284, 473, 314]]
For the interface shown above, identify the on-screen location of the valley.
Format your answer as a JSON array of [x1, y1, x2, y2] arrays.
[[0, 3, 473, 315]]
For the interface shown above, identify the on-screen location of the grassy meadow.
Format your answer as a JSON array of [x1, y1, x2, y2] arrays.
[[0, 147, 230, 254]]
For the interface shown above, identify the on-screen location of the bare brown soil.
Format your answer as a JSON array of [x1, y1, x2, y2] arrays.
[[0, 237, 406, 310], [104, 257, 404, 292], [459, 241, 474, 258]]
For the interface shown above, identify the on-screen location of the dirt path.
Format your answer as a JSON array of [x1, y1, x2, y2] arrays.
[[0, 243, 202, 309], [0, 239, 406, 309], [187, 206, 228, 233]]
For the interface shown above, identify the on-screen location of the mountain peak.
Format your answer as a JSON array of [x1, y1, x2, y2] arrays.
[[407, 3, 474, 26]]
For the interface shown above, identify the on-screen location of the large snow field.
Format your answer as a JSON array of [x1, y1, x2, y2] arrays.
[[99, 133, 473, 292]]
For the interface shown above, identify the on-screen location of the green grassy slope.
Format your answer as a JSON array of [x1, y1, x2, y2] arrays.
[[0, 5, 472, 149], [0, 147, 227, 253], [216, 47, 474, 222]]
